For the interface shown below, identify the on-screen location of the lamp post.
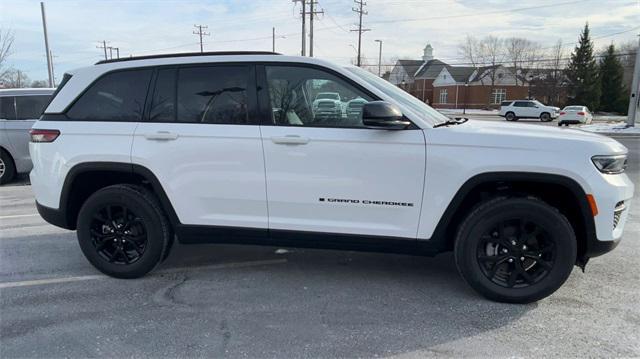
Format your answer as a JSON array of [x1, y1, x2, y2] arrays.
[[463, 81, 469, 115], [401, 79, 406, 91], [374, 39, 383, 77], [527, 74, 534, 99]]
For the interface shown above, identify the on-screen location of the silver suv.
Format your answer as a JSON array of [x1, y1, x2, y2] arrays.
[[0, 88, 55, 184]]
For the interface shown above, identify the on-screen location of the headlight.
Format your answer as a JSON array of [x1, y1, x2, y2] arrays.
[[591, 154, 627, 174]]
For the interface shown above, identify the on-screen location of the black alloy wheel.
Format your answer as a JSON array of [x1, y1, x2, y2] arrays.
[[90, 204, 148, 265], [476, 219, 555, 289], [77, 184, 171, 278]]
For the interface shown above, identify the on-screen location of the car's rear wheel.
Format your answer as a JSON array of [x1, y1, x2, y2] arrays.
[[454, 197, 576, 303], [76, 184, 172, 278], [0, 149, 16, 185], [505, 112, 516, 121], [540, 113, 552, 122]]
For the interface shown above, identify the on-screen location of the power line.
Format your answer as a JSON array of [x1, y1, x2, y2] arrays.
[[193, 24, 210, 53], [351, 0, 369, 67]]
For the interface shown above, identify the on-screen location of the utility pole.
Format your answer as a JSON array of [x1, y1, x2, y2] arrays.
[[193, 24, 210, 53], [113, 47, 120, 59], [107, 46, 114, 60], [40, 2, 54, 88], [272, 27, 275, 52], [293, 0, 306, 56], [351, 0, 370, 67], [374, 39, 382, 76], [308, 0, 323, 57], [97, 40, 109, 60], [626, 34, 640, 127]]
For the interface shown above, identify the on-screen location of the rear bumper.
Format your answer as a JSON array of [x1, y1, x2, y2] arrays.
[[36, 201, 72, 230]]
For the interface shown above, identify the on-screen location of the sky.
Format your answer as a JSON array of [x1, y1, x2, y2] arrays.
[[1, 0, 639, 84]]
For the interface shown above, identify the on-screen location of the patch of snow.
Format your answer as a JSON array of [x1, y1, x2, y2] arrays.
[[592, 115, 628, 122], [274, 248, 290, 254], [580, 123, 640, 134]]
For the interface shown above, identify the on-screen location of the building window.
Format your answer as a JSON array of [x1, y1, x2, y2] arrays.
[[439, 89, 448, 104], [491, 88, 506, 104]]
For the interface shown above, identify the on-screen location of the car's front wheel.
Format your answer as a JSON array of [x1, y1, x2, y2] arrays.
[[454, 197, 576, 303], [76, 184, 172, 278], [540, 112, 552, 122]]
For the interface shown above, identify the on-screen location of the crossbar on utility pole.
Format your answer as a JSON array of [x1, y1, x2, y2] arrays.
[[40, 2, 54, 87], [97, 40, 108, 61], [626, 34, 640, 127], [351, 0, 370, 67], [193, 24, 210, 53]]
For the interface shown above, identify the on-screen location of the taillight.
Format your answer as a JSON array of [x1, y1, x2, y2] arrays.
[[577, 112, 585, 116], [30, 129, 60, 143], [559, 111, 566, 115]]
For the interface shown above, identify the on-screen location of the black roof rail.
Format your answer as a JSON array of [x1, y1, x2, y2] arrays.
[[95, 51, 282, 65]]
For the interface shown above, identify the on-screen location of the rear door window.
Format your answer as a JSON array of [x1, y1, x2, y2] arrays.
[[149, 68, 176, 122], [513, 101, 527, 107], [67, 69, 152, 121], [177, 65, 252, 124], [15, 95, 51, 120], [0, 96, 16, 120]]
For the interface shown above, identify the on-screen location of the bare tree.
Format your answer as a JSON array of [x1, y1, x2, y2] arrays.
[[0, 68, 30, 88], [617, 40, 639, 91], [0, 28, 15, 80], [460, 35, 505, 105], [459, 34, 481, 68], [533, 40, 566, 106], [506, 37, 541, 85]]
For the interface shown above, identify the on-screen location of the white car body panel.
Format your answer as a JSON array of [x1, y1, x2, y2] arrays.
[[260, 125, 426, 238], [29, 121, 138, 207], [131, 123, 269, 229]]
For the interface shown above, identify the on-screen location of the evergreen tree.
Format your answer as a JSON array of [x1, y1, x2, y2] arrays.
[[566, 23, 601, 110], [599, 44, 628, 113]]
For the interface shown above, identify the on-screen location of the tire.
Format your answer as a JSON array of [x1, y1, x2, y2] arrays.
[[557, 122, 562, 127], [0, 149, 16, 185], [76, 184, 172, 278], [505, 112, 516, 121], [540, 112, 552, 122], [454, 197, 576, 303]]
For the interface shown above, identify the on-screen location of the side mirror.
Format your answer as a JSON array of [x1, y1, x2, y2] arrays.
[[362, 101, 410, 130]]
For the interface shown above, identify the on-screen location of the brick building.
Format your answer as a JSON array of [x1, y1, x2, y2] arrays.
[[389, 44, 566, 109]]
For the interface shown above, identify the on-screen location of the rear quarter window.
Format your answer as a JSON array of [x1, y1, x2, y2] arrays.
[[500, 101, 512, 107], [66, 69, 152, 121], [15, 95, 52, 120], [0, 96, 16, 120]]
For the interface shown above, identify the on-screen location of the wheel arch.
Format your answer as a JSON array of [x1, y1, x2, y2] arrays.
[[430, 172, 597, 265], [58, 162, 180, 230]]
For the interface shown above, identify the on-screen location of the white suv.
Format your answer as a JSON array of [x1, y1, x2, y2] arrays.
[[30, 52, 634, 303], [499, 100, 560, 122]]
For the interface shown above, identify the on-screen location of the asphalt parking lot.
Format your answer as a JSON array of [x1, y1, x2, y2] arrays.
[[1, 135, 638, 358]]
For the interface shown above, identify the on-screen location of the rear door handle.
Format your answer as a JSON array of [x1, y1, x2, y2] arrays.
[[271, 135, 310, 145], [144, 131, 179, 141]]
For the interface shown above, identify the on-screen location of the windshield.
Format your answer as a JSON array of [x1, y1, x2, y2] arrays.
[[346, 66, 450, 126], [533, 100, 545, 107]]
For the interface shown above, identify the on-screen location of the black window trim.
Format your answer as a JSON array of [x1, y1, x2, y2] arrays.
[[255, 62, 418, 130]]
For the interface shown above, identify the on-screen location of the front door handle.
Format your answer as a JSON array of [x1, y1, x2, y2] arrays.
[[144, 131, 179, 141], [271, 135, 310, 145]]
